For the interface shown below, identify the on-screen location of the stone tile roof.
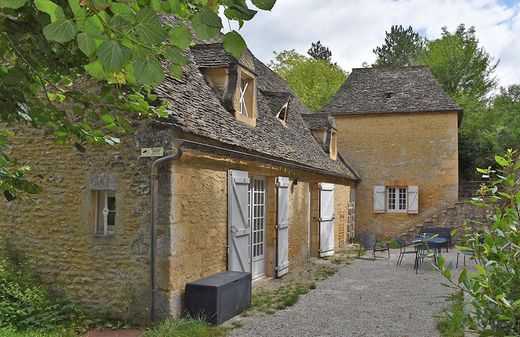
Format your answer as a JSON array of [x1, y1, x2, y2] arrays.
[[320, 66, 462, 116], [302, 113, 337, 130], [154, 45, 359, 181]]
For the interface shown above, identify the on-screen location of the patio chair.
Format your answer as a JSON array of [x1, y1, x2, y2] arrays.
[[395, 237, 416, 267], [358, 232, 390, 261], [456, 250, 474, 268], [413, 243, 435, 274], [419, 227, 451, 252]]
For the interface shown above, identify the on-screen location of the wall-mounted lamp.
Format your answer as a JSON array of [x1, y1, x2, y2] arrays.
[[292, 177, 299, 186]]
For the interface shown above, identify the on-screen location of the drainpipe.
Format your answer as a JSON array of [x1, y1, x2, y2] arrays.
[[150, 142, 183, 324]]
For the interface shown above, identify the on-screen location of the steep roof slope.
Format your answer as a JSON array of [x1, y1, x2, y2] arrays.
[[154, 46, 359, 180], [320, 66, 462, 116]]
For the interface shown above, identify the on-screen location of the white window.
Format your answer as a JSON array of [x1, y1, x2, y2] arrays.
[[387, 187, 407, 212], [239, 75, 255, 118], [276, 102, 288, 123], [95, 190, 116, 235]]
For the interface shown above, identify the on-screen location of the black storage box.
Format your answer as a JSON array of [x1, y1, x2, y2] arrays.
[[185, 271, 251, 325]]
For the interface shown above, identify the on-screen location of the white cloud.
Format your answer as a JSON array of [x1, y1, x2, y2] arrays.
[[232, 0, 520, 88]]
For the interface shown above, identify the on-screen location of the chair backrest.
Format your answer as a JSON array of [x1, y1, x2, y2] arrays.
[[419, 227, 451, 240], [360, 232, 376, 250], [394, 237, 406, 248]]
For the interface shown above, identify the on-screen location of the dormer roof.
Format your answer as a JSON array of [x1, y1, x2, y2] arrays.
[[302, 113, 337, 130]]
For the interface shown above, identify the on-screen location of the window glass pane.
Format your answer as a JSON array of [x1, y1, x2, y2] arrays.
[[107, 211, 116, 228], [388, 187, 396, 210], [107, 196, 116, 211]]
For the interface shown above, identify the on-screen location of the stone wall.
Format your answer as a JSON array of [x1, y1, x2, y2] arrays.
[[0, 125, 173, 322], [335, 111, 459, 240]]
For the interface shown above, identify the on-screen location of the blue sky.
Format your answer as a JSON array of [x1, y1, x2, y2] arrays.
[[231, 0, 520, 88]]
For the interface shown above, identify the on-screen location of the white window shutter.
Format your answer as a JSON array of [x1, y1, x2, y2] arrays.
[[276, 177, 290, 277], [228, 170, 251, 273], [408, 185, 419, 214], [373, 186, 386, 213]]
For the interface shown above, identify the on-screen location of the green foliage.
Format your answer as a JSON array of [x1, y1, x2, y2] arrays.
[[436, 150, 520, 336], [0, 327, 77, 337], [0, 0, 276, 200], [142, 318, 227, 337], [373, 25, 425, 67], [436, 291, 465, 337], [307, 40, 332, 62], [269, 49, 347, 112], [0, 242, 85, 332], [251, 283, 314, 314], [419, 24, 497, 100]]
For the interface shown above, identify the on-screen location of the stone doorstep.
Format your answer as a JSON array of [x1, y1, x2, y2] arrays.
[[84, 329, 141, 337]]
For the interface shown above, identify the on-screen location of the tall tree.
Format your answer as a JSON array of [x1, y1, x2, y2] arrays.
[[270, 49, 346, 112], [0, 0, 276, 200], [420, 24, 498, 100], [373, 25, 425, 67], [307, 41, 332, 62]]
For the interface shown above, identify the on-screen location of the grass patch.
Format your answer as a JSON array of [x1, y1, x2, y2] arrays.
[[314, 266, 337, 281], [249, 282, 314, 315], [142, 318, 227, 337], [436, 291, 465, 337]]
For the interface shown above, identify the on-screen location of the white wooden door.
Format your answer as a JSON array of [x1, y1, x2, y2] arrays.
[[228, 170, 251, 272], [250, 177, 266, 279], [319, 183, 335, 257], [276, 177, 290, 277]]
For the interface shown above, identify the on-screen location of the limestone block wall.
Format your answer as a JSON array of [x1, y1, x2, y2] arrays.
[[0, 126, 173, 322], [335, 112, 459, 239]]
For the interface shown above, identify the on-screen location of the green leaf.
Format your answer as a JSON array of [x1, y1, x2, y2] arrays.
[[251, 0, 276, 10], [96, 41, 131, 72], [476, 264, 486, 276], [77, 32, 97, 56], [191, 7, 222, 40], [458, 268, 467, 284], [0, 0, 28, 9], [168, 24, 192, 49], [110, 2, 136, 23], [164, 45, 188, 65], [167, 0, 180, 12], [150, 0, 161, 11], [224, 5, 257, 21], [84, 15, 104, 37], [495, 155, 509, 167], [134, 56, 164, 85], [222, 30, 246, 57], [134, 8, 166, 45], [84, 60, 105, 79], [168, 63, 182, 79], [43, 20, 78, 43], [68, 0, 85, 18], [34, 0, 66, 22]]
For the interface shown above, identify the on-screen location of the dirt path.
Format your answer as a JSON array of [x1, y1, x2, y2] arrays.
[[229, 249, 465, 337]]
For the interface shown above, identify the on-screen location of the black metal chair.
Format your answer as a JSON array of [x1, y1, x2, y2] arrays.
[[395, 237, 416, 267], [456, 250, 474, 268], [413, 243, 435, 274], [358, 233, 390, 261]]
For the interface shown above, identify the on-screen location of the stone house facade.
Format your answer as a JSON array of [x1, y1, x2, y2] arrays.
[[320, 66, 462, 239], [0, 43, 358, 321]]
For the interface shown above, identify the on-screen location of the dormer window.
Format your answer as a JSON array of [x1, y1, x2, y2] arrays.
[[329, 130, 338, 160], [234, 68, 257, 126], [276, 102, 288, 124]]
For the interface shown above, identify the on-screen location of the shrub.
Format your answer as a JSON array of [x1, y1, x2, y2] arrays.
[[437, 149, 520, 336], [0, 241, 84, 332]]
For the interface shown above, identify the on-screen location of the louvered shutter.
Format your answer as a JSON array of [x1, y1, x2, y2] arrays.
[[407, 185, 419, 214], [276, 177, 290, 277], [228, 170, 251, 273], [319, 183, 335, 257], [373, 186, 386, 213]]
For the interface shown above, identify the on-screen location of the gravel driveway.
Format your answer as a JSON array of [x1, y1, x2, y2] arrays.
[[230, 249, 466, 337]]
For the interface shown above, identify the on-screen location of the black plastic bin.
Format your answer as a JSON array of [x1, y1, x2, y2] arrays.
[[184, 271, 251, 325]]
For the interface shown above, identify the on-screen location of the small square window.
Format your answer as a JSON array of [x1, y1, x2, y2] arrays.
[[387, 187, 407, 212], [95, 190, 116, 235]]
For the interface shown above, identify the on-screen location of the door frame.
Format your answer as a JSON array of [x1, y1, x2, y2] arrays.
[[250, 176, 267, 280]]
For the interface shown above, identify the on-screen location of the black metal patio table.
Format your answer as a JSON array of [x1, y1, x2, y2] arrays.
[[411, 236, 447, 272]]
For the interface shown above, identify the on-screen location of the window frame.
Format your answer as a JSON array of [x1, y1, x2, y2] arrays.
[[386, 187, 407, 213], [94, 190, 116, 236]]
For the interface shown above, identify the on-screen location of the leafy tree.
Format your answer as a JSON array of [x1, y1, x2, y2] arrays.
[[0, 0, 276, 200], [373, 25, 425, 67], [420, 24, 497, 100], [437, 150, 520, 336], [270, 49, 346, 112], [307, 40, 332, 62]]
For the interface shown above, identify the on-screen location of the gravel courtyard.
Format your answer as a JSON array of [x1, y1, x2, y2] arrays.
[[229, 249, 467, 337]]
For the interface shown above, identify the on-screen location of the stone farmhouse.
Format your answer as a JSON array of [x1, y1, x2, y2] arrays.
[[0, 44, 461, 320]]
